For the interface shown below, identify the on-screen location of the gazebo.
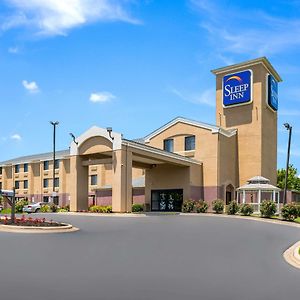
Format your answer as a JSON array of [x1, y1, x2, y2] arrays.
[[236, 176, 281, 213]]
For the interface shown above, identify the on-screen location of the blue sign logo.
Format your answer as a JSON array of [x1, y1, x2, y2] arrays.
[[267, 74, 278, 111], [223, 70, 252, 107]]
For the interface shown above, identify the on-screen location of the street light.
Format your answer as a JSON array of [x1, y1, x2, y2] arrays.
[[106, 127, 114, 140], [50, 121, 59, 203], [283, 123, 292, 205]]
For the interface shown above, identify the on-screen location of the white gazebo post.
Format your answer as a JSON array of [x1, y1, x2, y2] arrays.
[[277, 192, 280, 213], [258, 189, 262, 212], [242, 190, 246, 204]]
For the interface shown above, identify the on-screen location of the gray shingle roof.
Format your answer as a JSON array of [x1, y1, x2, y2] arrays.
[[0, 149, 70, 166]]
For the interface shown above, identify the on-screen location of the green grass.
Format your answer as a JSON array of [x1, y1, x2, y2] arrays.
[[1, 208, 11, 214], [295, 217, 300, 224]]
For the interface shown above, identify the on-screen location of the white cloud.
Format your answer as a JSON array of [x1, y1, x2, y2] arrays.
[[8, 46, 19, 54], [89, 91, 115, 103], [10, 134, 22, 141], [2, 0, 140, 36], [169, 87, 215, 107], [191, 0, 300, 57], [22, 80, 39, 93]]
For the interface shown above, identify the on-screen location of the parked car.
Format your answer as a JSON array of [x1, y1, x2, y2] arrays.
[[23, 202, 49, 213]]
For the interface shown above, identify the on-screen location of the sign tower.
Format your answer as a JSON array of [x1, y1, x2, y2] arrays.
[[212, 57, 281, 186]]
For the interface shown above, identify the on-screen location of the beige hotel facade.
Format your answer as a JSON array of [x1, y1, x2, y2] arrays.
[[0, 57, 282, 212]]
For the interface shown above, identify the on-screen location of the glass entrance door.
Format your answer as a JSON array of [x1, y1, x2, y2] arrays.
[[151, 189, 183, 212]]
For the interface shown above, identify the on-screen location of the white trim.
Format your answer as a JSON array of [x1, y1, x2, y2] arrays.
[[144, 117, 236, 142], [70, 126, 122, 156]]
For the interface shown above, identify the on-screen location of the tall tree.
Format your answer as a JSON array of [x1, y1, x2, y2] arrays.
[[277, 165, 300, 191]]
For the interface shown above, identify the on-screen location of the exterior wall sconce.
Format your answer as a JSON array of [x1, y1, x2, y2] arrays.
[[69, 133, 78, 145], [106, 127, 114, 140]]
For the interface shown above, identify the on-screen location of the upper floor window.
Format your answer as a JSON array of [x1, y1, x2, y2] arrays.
[[24, 180, 28, 189], [0, 182, 2, 190], [91, 175, 97, 186], [43, 178, 49, 188], [0, 167, 2, 175], [15, 180, 20, 189], [44, 161, 49, 170], [163, 139, 174, 152], [185, 135, 195, 151], [54, 159, 60, 170], [15, 165, 20, 173], [24, 163, 28, 173]]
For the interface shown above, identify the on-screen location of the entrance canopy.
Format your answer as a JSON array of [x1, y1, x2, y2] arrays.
[[237, 176, 281, 212]]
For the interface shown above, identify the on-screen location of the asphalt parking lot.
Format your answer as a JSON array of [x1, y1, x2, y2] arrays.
[[0, 213, 299, 300]]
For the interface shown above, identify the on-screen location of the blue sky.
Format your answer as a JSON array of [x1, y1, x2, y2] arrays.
[[0, 0, 300, 170]]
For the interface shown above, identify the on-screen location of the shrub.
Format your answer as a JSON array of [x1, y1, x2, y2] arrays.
[[227, 200, 239, 215], [281, 203, 299, 221], [57, 208, 69, 213], [132, 204, 144, 212], [40, 205, 51, 213], [62, 205, 70, 212], [182, 200, 195, 213], [89, 205, 112, 213], [15, 199, 28, 213], [260, 200, 277, 218], [49, 203, 58, 213], [194, 200, 208, 213], [239, 203, 254, 216], [212, 199, 224, 214]]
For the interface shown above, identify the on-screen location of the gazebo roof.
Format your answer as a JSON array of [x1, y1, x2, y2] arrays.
[[237, 176, 281, 191]]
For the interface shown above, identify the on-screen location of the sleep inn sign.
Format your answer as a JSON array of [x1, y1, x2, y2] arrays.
[[223, 70, 252, 107]]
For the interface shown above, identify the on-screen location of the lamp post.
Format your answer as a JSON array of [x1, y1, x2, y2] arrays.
[[283, 123, 292, 206], [50, 121, 59, 203]]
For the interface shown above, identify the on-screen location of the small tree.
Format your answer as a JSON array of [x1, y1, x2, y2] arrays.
[[277, 165, 300, 191]]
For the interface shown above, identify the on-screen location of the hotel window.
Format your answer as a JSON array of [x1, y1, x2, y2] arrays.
[[54, 178, 59, 188], [15, 180, 20, 189], [24, 163, 28, 173], [163, 139, 174, 152], [44, 161, 49, 170], [55, 159, 60, 169], [0, 182, 2, 190], [0, 167, 2, 175], [24, 180, 28, 189], [15, 165, 20, 173], [185, 135, 195, 151], [91, 175, 97, 186], [43, 178, 49, 188]]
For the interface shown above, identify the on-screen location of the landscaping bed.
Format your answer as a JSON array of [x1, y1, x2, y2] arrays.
[[0, 216, 67, 227]]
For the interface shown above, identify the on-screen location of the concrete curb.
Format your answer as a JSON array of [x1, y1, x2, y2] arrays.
[[180, 212, 300, 228], [0, 223, 79, 234], [58, 212, 147, 217], [283, 241, 300, 269]]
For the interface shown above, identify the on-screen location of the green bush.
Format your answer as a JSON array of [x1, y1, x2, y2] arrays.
[[182, 200, 195, 213], [89, 205, 113, 213], [212, 199, 224, 214], [260, 200, 277, 218], [281, 203, 299, 221], [194, 200, 208, 213], [40, 205, 51, 213], [15, 199, 28, 213], [226, 200, 239, 215], [49, 203, 58, 212], [239, 203, 254, 216], [57, 208, 69, 213], [132, 204, 144, 212]]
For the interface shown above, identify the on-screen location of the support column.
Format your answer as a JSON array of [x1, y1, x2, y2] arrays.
[[112, 148, 132, 213], [70, 155, 89, 212], [258, 189, 261, 212], [242, 190, 246, 204]]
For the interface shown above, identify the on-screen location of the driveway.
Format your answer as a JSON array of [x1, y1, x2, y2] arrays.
[[0, 214, 299, 300]]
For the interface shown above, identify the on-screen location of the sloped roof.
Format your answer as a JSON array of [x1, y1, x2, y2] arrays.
[[142, 116, 237, 142], [0, 149, 70, 166]]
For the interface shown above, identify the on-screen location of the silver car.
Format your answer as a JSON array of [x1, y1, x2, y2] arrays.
[[23, 202, 49, 213]]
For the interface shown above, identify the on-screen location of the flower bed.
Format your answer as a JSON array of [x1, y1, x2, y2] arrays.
[[0, 215, 67, 227]]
